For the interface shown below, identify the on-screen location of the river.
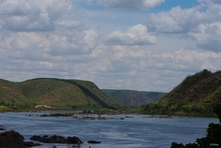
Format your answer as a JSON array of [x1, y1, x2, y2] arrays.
[[0, 111, 219, 148]]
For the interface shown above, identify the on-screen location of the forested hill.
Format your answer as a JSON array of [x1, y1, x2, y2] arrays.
[[140, 69, 221, 116], [0, 78, 120, 111], [102, 89, 166, 108]]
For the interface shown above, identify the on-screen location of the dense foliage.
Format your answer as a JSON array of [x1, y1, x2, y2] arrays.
[[171, 104, 221, 148], [102, 89, 166, 108], [140, 69, 221, 116], [0, 78, 120, 111]]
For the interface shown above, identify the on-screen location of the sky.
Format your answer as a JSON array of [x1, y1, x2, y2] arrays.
[[0, 0, 221, 92]]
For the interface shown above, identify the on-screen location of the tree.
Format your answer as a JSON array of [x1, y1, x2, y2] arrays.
[[171, 104, 221, 148]]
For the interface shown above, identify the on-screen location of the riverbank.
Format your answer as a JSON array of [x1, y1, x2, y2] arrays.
[[1, 107, 218, 118]]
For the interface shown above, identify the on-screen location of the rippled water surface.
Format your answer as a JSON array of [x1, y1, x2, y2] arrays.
[[0, 111, 219, 148]]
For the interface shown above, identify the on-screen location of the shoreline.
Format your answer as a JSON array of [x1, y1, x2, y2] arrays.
[[0, 109, 218, 119]]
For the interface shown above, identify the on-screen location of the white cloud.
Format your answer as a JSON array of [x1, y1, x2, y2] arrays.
[[97, 0, 165, 11], [106, 24, 156, 45], [148, 0, 221, 52], [152, 49, 221, 72], [0, 0, 30, 15], [0, 0, 221, 92], [91, 47, 221, 91], [189, 22, 221, 52], [0, 0, 73, 31], [84, 29, 98, 48], [148, 6, 208, 33], [0, 0, 97, 81]]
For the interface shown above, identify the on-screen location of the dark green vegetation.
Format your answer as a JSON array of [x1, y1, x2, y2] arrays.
[[0, 78, 120, 111], [140, 69, 221, 116], [102, 89, 166, 108], [171, 104, 221, 148]]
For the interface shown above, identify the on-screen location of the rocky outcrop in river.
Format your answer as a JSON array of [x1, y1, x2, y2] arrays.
[[30, 135, 82, 144], [0, 130, 41, 148], [0, 127, 102, 147], [0, 125, 6, 130]]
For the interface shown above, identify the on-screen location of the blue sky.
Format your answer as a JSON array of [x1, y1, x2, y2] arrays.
[[0, 0, 221, 92], [157, 0, 200, 10], [77, 0, 200, 12]]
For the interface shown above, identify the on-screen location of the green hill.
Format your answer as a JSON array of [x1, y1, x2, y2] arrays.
[[0, 78, 120, 111], [102, 89, 166, 108], [140, 69, 221, 116]]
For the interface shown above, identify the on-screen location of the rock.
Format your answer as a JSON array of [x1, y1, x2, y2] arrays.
[[25, 141, 42, 147], [30, 135, 82, 144], [67, 136, 83, 144], [0, 125, 6, 130], [40, 113, 74, 117], [87, 140, 101, 144], [0, 130, 41, 148], [125, 116, 133, 118], [73, 115, 114, 120]]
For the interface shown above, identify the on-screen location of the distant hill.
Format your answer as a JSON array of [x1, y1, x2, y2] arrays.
[[140, 69, 221, 116], [102, 89, 166, 108], [0, 78, 120, 111]]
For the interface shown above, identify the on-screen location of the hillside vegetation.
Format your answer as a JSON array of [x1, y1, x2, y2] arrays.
[[0, 78, 120, 111], [102, 89, 166, 108], [140, 69, 221, 116]]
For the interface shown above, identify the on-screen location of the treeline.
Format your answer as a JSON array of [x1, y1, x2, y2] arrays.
[[140, 103, 211, 116]]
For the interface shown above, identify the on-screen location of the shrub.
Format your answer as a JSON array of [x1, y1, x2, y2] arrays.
[[171, 104, 221, 148]]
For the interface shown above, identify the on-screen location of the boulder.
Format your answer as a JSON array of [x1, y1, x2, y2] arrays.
[[87, 140, 101, 144], [67, 136, 83, 144], [0, 130, 41, 148], [0, 125, 6, 130]]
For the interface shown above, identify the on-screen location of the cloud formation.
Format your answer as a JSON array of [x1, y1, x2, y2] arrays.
[[148, 0, 221, 52], [105, 24, 156, 45], [189, 22, 221, 52], [0, 0, 72, 32], [0, 0, 221, 92], [97, 0, 165, 11], [148, 6, 205, 33]]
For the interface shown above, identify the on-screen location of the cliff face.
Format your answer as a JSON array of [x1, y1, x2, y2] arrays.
[[0, 78, 120, 110], [141, 70, 221, 116]]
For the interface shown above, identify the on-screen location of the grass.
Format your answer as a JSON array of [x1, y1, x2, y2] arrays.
[[0, 78, 121, 111]]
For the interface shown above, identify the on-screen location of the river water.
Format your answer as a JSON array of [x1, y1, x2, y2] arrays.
[[0, 111, 219, 148]]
